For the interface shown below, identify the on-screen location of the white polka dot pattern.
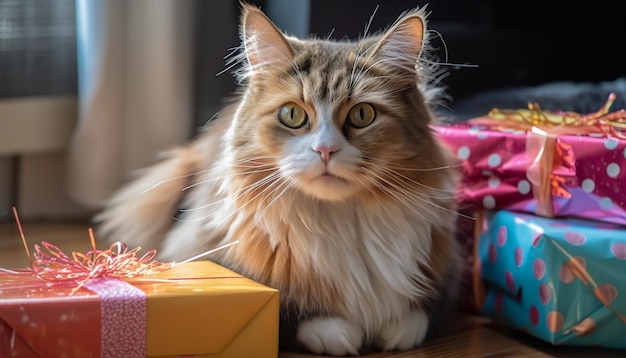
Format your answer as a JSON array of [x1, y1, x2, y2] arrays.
[[84, 278, 147, 358], [581, 178, 595, 193], [432, 123, 626, 225], [604, 138, 619, 150], [517, 180, 531, 195]]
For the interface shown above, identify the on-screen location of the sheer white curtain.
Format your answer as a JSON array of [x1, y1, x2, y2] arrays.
[[67, 0, 194, 210]]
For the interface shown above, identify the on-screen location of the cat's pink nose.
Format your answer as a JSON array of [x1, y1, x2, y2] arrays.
[[314, 145, 338, 164]]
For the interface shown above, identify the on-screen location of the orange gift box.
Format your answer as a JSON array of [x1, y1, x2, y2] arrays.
[[0, 260, 279, 358]]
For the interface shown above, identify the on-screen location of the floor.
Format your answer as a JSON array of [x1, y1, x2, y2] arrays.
[[1, 220, 624, 357]]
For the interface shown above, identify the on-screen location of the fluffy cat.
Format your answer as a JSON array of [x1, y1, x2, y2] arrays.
[[96, 3, 462, 356]]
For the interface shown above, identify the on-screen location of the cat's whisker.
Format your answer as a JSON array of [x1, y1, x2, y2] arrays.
[[230, 164, 277, 170], [230, 169, 282, 199], [177, 172, 279, 213], [366, 155, 463, 172], [353, 175, 385, 205], [213, 175, 288, 227], [240, 38, 287, 80], [229, 156, 284, 166], [429, 29, 449, 64], [325, 28, 336, 40], [352, 56, 398, 88], [254, 179, 297, 224], [175, 170, 284, 224], [359, 168, 435, 224], [140, 168, 214, 194], [422, 57, 478, 71], [350, 40, 379, 90], [360, 165, 471, 221], [349, 43, 364, 89], [180, 166, 277, 192], [207, 157, 281, 173], [218, 45, 245, 78], [363, 159, 458, 196], [288, 61, 306, 88], [364, 157, 455, 173], [365, 165, 456, 198], [362, 83, 416, 98], [360, 167, 419, 203], [375, 170, 466, 219], [177, 163, 281, 208], [361, 168, 430, 205], [245, 35, 307, 87], [349, 39, 369, 87], [361, 5, 379, 40], [249, 38, 308, 87], [423, 29, 478, 71], [349, 53, 362, 90], [360, 164, 464, 222], [233, 156, 289, 170]]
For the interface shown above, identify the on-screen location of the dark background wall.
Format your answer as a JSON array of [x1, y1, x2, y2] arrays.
[[304, 0, 625, 100], [3, 1, 622, 125], [194, 0, 625, 126]]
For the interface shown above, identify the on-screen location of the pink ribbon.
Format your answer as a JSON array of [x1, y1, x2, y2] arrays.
[[84, 278, 147, 358], [524, 127, 576, 217]]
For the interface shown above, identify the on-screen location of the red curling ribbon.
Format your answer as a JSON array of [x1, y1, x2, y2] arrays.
[[7, 207, 240, 292], [31, 234, 174, 294], [2, 207, 241, 357]]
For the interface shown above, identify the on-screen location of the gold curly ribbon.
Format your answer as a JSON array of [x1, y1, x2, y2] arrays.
[[472, 92, 626, 138]]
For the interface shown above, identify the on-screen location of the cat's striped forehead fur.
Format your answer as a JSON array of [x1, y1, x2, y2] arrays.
[[233, 5, 445, 107]]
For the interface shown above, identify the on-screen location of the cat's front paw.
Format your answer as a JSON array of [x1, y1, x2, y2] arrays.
[[375, 309, 429, 351], [297, 316, 363, 356]]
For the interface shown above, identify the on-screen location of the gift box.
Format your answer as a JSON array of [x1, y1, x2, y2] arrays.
[[476, 209, 626, 348], [0, 259, 279, 358], [434, 94, 626, 225]]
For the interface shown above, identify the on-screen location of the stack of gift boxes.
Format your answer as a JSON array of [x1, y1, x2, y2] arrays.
[[435, 93, 626, 348]]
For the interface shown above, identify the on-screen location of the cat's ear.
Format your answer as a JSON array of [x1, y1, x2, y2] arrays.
[[240, 4, 293, 77], [371, 8, 427, 76]]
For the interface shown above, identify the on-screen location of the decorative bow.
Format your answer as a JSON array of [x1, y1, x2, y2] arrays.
[[472, 92, 626, 138]]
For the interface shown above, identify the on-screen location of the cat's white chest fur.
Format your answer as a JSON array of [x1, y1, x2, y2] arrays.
[[254, 191, 436, 332]]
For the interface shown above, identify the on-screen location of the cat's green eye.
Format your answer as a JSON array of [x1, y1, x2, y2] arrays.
[[278, 103, 308, 129], [347, 103, 376, 128]]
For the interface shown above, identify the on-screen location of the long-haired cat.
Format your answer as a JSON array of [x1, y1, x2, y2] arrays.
[[96, 3, 462, 356]]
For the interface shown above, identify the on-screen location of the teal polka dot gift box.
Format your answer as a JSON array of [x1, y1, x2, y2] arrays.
[[477, 210, 626, 347]]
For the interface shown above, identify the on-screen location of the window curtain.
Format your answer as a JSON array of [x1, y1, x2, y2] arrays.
[[66, 0, 194, 210]]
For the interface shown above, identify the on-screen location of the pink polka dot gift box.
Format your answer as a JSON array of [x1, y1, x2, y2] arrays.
[[433, 94, 626, 226], [477, 209, 626, 348]]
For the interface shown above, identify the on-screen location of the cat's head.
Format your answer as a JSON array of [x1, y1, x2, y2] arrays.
[[226, 4, 453, 204]]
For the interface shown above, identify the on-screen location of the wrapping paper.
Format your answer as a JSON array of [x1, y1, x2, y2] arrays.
[[0, 260, 279, 358], [477, 210, 626, 347], [434, 121, 626, 225]]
